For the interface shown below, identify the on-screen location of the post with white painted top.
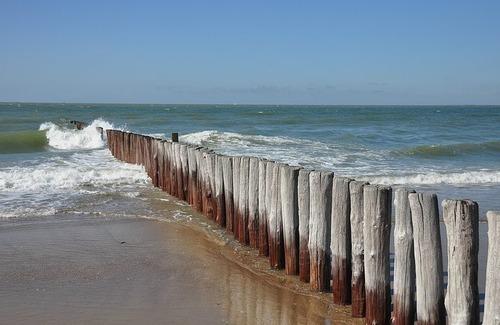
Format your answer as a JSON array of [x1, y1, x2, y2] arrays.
[[363, 184, 392, 325], [308, 171, 333, 291], [349, 180, 368, 318], [392, 187, 416, 325], [483, 211, 500, 325], [409, 192, 445, 325], [442, 199, 479, 325], [258, 159, 268, 256], [331, 176, 353, 305], [280, 165, 300, 275], [298, 169, 311, 282], [248, 157, 260, 249]]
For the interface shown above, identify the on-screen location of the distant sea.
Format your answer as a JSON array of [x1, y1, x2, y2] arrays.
[[1, 102, 500, 219]]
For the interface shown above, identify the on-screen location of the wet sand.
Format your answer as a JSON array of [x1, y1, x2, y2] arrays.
[[0, 211, 358, 325]]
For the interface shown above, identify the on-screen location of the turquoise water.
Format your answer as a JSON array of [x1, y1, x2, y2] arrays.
[[1, 102, 500, 219]]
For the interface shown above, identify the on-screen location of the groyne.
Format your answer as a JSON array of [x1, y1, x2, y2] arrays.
[[106, 129, 499, 325]]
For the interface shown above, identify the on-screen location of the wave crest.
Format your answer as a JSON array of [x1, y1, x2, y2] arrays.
[[365, 170, 500, 185], [39, 118, 114, 150], [398, 141, 500, 157]]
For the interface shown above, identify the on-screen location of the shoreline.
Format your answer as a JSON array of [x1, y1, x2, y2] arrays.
[[0, 205, 359, 324]]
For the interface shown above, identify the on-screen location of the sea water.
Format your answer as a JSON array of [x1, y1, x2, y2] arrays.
[[1, 102, 500, 220]]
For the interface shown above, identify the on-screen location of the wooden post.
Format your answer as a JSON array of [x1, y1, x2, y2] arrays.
[[280, 165, 300, 275], [265, 161, 274, 256], [206, 152, 217, 220], [222, 156, 234, 233], [392, 187, 416, 325], [331, 176, 353, 305], [194, 148, 204, 212], [349, 180, 368, 318], [298, 169, 311, 282], [175, 143, 185, 200], [442, 199, 479, 325], [156, 140, 165, 190], [238, 157, 250, 245], [214, 154, 226, 227], [186, 146, 197, 204], [248, 157, 260, 249], [258, 159, 268, 256], [172, 132, 179, 142], [484, 211, 500, 325], [170, 142, 178, 197], [409, 192, 445, 325], [363, 184, 392, 325], [180, 144, 189, 199], [232, 157, 241, 239], [163, 141, 172, 194], [269, 162, 285, 269], [308, 170, 333, 291]]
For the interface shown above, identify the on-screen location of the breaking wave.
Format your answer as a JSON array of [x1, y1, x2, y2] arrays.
[[39, 118, 115, 150]]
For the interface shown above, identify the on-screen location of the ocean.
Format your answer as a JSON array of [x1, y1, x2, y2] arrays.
[[1, 102, 498, 321], [2, 102, 500, 220]]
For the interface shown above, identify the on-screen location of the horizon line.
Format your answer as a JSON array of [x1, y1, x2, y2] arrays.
[[1, 100, 500, 107]]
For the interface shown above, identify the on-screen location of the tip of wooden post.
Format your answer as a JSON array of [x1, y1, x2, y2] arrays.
[[172, 132, 179, 142]]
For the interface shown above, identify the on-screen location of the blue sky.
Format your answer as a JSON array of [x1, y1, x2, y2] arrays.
[[1, 1, 499, 104]]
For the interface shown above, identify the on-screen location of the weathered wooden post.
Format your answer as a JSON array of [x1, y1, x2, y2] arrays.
[[214, 154, 226, 227], [484, 211, 500, 325], [206, 152, 217, 220], [186, 146, 197, 204], [280, 165, 300, 275], [269, 162, 285, 269], [170, 142, 178, 197], [222, 156, 234, 233], [298, 169, 311, 282], [248, 157, 260, 249], [175, 143, 185, 200], [156, 140, 165, 189], [308, 170, 333, 291], [152, 138, 159, 187], [265, 161, 274, 256], [392, 187, 416, 325], [172, 132, 179, 143], [199, 150, 209, 216], [194, 148, 204, 211], [180, 144, 189, 199], [258, 159, 268, 256], [164, 141, 172, 194], [331, 176, 353, 305], [363, 184, 392, 325], [443, 199, 479, 325], [232, 156, 241, 239], [409, 192, 445, 325], [238, 157, 250, 245], [349, 180, 368, 318]]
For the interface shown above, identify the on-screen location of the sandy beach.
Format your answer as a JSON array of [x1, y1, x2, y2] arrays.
[[0, 204, 360, 325]]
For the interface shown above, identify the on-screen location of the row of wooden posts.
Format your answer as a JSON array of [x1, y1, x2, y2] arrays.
[[106, 129, 499, 325]]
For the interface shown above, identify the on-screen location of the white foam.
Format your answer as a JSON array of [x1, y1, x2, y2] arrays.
[[0, 149, 148, 193], [39, 118, 115, 150], [363, 170, 500, 186], [181, 130, 500, 187]]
